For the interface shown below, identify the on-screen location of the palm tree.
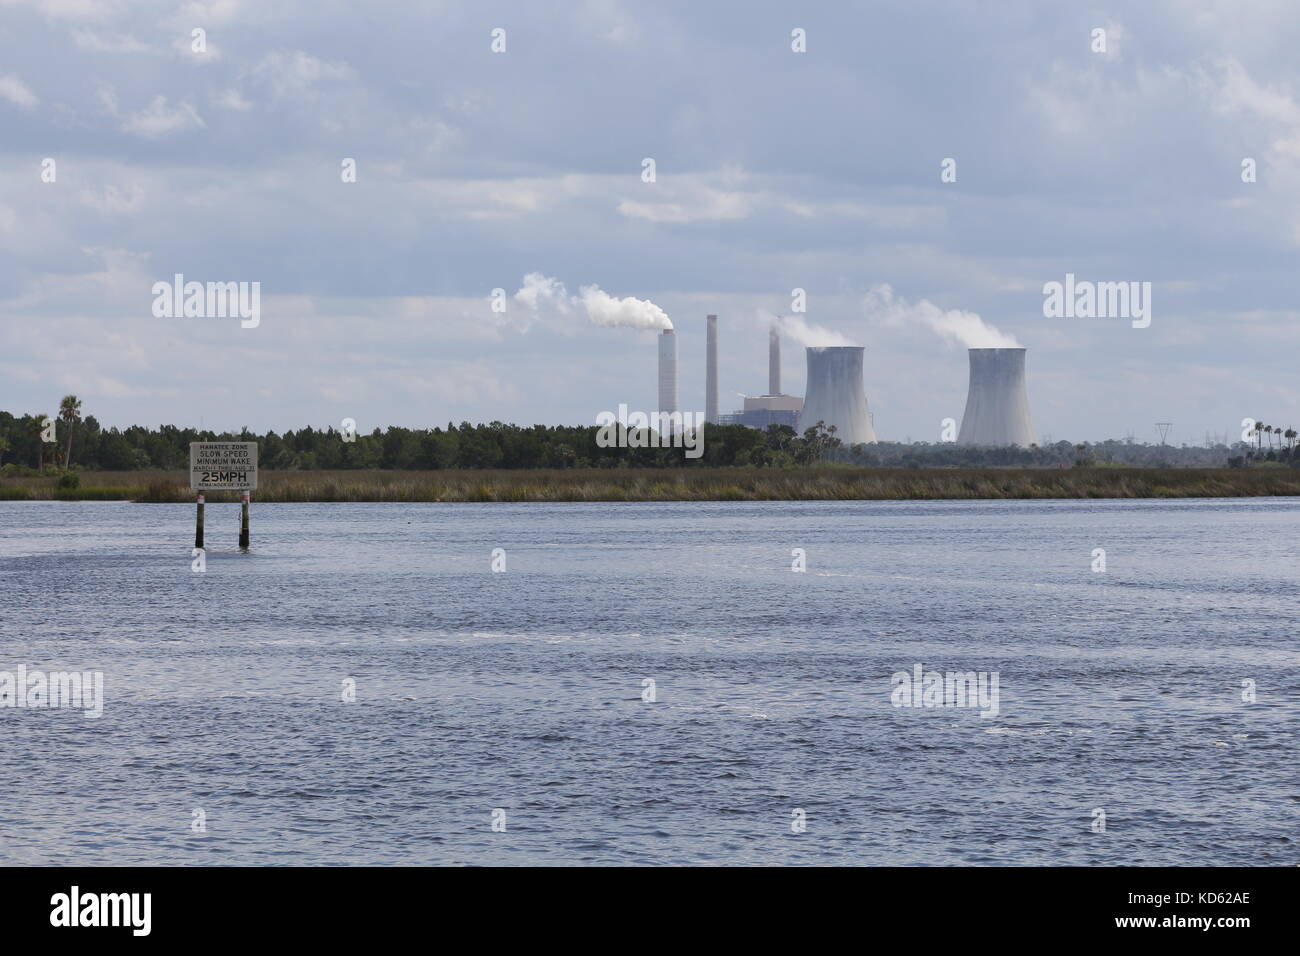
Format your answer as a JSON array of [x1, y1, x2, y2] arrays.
[[1255, 421, 1264, 451], [58, 395, 82, 469]]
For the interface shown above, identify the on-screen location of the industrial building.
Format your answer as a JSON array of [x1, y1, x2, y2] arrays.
[[957, 347, 1036, 446], [718, 324, 804, 430], [657, 328, 678, 423], [671, 319, 1034, 447], [799, 346, 877, 444], [705, 314, 719, 424]]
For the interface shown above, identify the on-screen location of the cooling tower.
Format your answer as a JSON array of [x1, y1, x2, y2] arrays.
[[800, 347, 877, 444], [705, 315, 719, 423], [658, 329, 678, 418], [957, 348, 1036, 446], [769, 326, 781, 395]]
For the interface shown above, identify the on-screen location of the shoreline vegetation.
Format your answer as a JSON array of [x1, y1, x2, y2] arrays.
[[4, 467, 1300, 502], [4, 403, 1298, 502]]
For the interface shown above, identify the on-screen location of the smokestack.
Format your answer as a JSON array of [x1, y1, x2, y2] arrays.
[[769, 326, 781, 395], [800, 347, 877, 444], [957, 348, 1036, 446], [658, 329, 678, 419], [705, 315, 718, 423]]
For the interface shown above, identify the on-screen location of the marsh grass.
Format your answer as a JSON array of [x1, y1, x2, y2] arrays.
[[3, 467, 1300, 502]]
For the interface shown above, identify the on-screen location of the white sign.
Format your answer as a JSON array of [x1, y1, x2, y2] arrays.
[[190, 442, 258, 491]]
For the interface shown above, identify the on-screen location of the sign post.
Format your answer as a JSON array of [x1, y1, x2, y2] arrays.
[[195, 493, 205, 549], [189, 442, 258, 550]]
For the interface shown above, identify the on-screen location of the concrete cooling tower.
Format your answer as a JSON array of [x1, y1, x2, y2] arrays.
[[800, 346, 877, 444], [658, 329, 678, 418], [957, 347, 1036, 446]]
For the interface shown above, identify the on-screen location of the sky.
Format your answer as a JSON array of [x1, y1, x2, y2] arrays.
[[1, 0, 1298, 443]]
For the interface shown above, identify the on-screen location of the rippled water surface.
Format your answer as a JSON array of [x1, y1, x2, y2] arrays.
[[1, 498, 1297, 865]]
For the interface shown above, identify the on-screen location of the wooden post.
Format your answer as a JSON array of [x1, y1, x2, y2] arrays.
[[239, 491, 250, 550], [195, 493, 205, 549]]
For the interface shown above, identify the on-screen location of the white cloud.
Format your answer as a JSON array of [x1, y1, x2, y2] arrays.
[[0, 74, 38, 109], [72, 29, 151, 53], [617, 191, 751, 224], [78, 183, 145, 215], [0, 0, 115, 22], [1201, 56, 1300, 157], [98, 89, 206, 137], [213, 88, 253, 111], [249, 49, 355, 101]]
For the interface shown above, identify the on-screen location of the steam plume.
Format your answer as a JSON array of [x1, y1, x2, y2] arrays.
[[512, 273, 672, 330], [579, 285, 672, 330], [760, 310, 856, 347], [863, 283, 1020, 349]]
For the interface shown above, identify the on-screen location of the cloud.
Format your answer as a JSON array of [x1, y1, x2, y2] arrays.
[[98, 89, 206, 137], [121, 96, 205, 136], [2, 0, 114, 22], [212, 88, 253, 111], [78, 183, 145, 215], [72, 30, 152, 53], [617, 188, 751, 224], [0, 4, 1298, 439], [249, 49, 355, 101], [0, 75, 38, 109], [1201, 56, 1300, 158]]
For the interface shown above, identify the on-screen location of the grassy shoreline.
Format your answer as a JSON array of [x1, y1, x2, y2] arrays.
[[3, 467, 1300, 502]]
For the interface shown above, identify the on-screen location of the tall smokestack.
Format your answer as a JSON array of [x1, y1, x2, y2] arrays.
[[658, 329, 678, 420], [800, 346, 877, 444], [705, 315, 718, 423], [769, 326, 781, 395], [957, 347, 1035, 446]]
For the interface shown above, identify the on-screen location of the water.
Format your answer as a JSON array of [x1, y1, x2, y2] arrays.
[[1, 498, 1296, 866]]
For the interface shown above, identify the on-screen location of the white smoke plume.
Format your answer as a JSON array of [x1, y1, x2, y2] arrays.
[[760, 310, 856, 347], [863, 283, 1020, 349], [514, 272, 573, 316], [512, 273, 672, 330], [578, 284, 672, 330]]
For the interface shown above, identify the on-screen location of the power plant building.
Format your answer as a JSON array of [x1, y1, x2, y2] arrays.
[[719, 324, 803, 430], [705, 315, 719, 424], [719, 395, 803, 430], [798, 346, 877, 444], [657, 328, 678, 421], [957, 347, 1036, 446]]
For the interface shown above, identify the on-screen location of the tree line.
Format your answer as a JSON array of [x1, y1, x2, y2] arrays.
[[2, 399, 1294, 473], [0, 400, 842, 472]]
